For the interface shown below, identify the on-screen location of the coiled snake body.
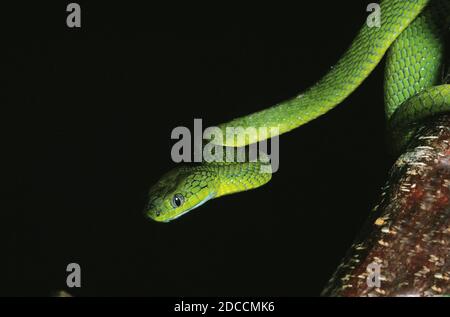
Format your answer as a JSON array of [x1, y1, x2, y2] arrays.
[[146, 0, 450, 222]]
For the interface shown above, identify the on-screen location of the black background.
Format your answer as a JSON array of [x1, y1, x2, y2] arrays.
[[3, 1, 392, 296]]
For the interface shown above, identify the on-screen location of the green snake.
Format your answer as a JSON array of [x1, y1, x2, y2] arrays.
[[146, 0, 450, 223]]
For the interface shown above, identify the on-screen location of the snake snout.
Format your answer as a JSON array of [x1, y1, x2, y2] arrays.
[[143, 200, 156, 217], [144, 196, 166, 221]]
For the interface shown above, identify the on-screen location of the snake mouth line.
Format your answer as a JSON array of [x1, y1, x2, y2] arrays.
[[162, 192, 216, 223]]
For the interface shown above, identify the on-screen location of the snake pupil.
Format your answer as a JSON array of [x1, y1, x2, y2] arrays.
[[172, 194, 184, 208]]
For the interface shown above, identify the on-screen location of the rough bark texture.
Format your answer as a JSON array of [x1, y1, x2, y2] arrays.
[[322, 115, 450, 297]]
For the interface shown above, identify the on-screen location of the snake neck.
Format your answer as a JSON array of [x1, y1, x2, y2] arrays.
[[204, 159, 272, 199]]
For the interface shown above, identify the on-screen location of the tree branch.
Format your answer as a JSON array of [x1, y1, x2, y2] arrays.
[[322, 115, 450, 297]]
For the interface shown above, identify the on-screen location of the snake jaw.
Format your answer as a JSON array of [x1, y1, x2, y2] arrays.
[[160, 192, 216, 223], [145, 190, 216, 223]]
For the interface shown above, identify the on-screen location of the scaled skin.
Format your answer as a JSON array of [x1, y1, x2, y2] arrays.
[[146, 0, 450, 222]]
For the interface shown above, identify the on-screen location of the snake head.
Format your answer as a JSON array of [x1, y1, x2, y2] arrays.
[[145, 166, 216, 222]]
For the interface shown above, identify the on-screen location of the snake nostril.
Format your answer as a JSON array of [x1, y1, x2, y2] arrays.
[[144, 200, 161, 216]]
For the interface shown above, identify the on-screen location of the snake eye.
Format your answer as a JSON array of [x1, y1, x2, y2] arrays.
[[155, 210, 161, 217], [171, 193, 185, 208]]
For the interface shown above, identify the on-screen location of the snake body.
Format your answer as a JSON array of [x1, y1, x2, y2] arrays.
[[146, 0, 450, 223]]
